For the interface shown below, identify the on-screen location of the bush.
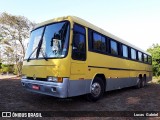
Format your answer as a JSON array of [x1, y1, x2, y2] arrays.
[[147, 44, 160, 76], [2, 67, 9, 74], [157, 77, 160, 84], [0, 63, 22, 75], [13, 65, 18, 75], [1, 64, 14, 74], [14, 62, 23, 75], [0, 62, 2, 69]]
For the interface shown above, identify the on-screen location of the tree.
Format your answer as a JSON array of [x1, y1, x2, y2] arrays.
[[147, 44, 160, 76], [0, 12, 36, 75]]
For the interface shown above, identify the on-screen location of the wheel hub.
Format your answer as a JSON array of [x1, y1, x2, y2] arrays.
[[91, 82, 101, 97]]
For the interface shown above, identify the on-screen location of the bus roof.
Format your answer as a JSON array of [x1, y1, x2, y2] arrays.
[[35, 16, 150, 55]]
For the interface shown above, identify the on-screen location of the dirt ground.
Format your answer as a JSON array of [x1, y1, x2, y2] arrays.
[[0, 77, 160, 120]]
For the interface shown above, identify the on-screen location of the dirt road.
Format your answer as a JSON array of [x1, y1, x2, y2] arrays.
[[0, 78, 160, 119]]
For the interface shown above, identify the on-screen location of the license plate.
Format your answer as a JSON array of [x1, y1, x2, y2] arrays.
[[32, 85, 40, 90]]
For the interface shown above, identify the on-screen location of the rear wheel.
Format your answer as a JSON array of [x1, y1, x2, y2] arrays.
[[141, 76, 146, 88], [141, 79, 145, 88], [135, 78, 141, 89], [86, 77, 104, 102]]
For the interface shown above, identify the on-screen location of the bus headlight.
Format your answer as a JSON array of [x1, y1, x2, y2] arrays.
[[47, 76, 63, 83]]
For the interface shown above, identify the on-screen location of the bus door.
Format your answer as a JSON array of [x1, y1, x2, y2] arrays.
[[69, 23, 87, 96]]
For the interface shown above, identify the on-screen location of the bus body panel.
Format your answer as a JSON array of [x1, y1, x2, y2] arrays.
[[21, 78, 69, 98], [22, 56, 71, 78], [86, 51, 152, 91]]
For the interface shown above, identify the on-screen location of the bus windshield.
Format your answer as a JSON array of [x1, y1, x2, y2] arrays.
[[24, 21, 70, 60]]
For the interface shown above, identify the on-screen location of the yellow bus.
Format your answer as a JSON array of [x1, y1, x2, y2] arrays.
[[21, 16, 152, 101]]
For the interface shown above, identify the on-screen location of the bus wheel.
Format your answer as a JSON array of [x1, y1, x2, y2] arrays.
[[135, 78, 141, 89], [86, 77, 104, 102], [141, 77, 146, 88]]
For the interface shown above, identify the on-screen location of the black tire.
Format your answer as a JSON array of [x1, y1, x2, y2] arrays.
[[135, 78, 141, 89], [141, 79, 145, 88], [141, 76, 146, 88], [86, 77, 104, 102]]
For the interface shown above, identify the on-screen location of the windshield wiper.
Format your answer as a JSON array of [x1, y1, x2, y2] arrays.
[[27, 46, 38, 62], [27, 46, 48, 62], [40, 48, 48, 61], [27, 27, 48, 62]]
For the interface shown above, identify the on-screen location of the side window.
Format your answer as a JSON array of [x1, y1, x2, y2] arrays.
[[138, 51, 142, 61], [144, 54, 148, 63], [122, 45, 128, 58], [131, 48, 136, 60], [101, 36, 106, 52], [110, 40, 118, 55], [148, 55, 152, 64], [93, 32, 106, 52], [72, 24, 86, 61], [93, 33, 101, 51], [88, 29, 92, 51]]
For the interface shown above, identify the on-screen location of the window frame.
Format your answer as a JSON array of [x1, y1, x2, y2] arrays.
[[122, 44, 129, 58], [138, 51, 143, 62], [143, 54, 148, 63], [87, 28, 151, 65], [148, 55, 152, 64], [24, 20, 70, 60], [71, 23, 86, 61], [92, 31, 107, 53], [131, 48, 137, 60], [110, 39, 119, 56]]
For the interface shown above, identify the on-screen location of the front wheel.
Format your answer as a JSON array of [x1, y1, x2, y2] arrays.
[[86, 77, 104, 102]]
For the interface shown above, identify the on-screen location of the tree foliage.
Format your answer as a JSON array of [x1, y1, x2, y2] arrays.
[[0, 12, 35, 56], [0, 12, 36, 75], [147, 44, 160, 76]]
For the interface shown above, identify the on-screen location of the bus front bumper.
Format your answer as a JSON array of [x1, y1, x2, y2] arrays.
[[21, 78, 69, 98]]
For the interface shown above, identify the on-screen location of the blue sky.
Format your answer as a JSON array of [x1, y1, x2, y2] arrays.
[[1, 0, 160, 50]]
